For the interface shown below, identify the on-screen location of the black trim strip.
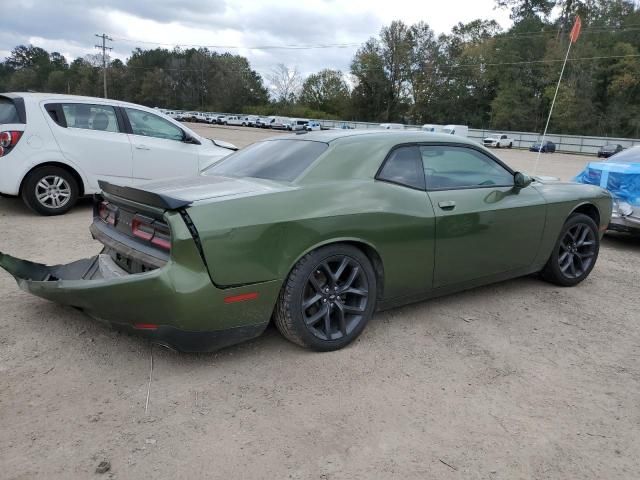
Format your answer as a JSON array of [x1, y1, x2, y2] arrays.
[[99, 181, 192, 210]]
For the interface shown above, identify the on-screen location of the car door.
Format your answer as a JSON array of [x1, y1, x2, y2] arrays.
[[421, 144, 546, 288], [375, 145, 436, 297], [123, 107, 200, 182], [49, 102, 133, 189]]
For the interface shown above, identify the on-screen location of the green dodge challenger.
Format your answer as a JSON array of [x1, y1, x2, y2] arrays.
[[0, 131, 612, 352]]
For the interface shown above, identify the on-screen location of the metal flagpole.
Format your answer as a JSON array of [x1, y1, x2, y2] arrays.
[[534, 16, 581, 175], [533, 41, 572, 174]]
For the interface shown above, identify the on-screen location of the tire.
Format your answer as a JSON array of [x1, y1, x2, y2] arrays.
[[540, 213, 600, 287], [496, 142, 501, 148], [508, 142, 513, 149], [274, 244, 377, 351], [21, 166, 79, 216]]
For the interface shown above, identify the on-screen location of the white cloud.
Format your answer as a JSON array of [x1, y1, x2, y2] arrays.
[[1, 0, 512, 78]]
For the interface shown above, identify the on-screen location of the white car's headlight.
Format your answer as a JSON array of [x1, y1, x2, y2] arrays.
[[612, 199, 633, 217]]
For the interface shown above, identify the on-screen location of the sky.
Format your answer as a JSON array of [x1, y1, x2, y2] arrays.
[[0, 0, 512, 79]]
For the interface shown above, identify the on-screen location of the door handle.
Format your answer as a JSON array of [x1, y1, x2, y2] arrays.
[[135, 144, 150, 150], [438, 200, 456, 210]]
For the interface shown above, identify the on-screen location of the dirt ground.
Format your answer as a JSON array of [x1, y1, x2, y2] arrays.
[[1, 126, 639, 479]]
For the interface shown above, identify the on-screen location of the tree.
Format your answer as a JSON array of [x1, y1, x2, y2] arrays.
[[268, 64, 302, 104], [350, 38, 389, 121], [299, 69, 350, 116], [495, 0, 555, 20]]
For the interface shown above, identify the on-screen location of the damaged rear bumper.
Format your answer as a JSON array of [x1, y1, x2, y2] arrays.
[[0, 251, 280, 352]]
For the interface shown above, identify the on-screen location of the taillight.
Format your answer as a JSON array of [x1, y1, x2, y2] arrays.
[[131, 215, 171, 251], [98, 201, 117, 225], [0, 130, 22, 157]]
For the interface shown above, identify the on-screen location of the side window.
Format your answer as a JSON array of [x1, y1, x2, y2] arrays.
[[420, 146, 514, 190], [377, 146, 425, 190], [61, 104, 120, 132], [125, 108, 184, 141]]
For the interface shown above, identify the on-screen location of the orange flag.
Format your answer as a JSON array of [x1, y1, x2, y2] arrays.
[[570, 16, 582, 43]]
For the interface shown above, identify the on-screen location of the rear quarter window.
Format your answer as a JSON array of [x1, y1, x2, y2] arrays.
[[0, 98, 21, 124]]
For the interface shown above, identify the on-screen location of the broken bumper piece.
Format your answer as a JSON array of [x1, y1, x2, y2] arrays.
[[0, 251, 278, 352]]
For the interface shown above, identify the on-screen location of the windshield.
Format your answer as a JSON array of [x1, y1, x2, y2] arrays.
[[606, 148, 639, 164], [203, 139, 329, 182]]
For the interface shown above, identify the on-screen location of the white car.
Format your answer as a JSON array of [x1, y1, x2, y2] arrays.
[[0, 93, 236, 215], [379, 123, 404, 130], [442, 124, 469, 137], [483, 134, 514, 148], [306, 120, 321, 131], [223, 115, 244, 126], [287, 118, 309, 131], [243, 115, 259, 127]]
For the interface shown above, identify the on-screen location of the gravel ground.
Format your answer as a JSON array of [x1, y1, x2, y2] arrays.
[[1, 126, 639, 479]]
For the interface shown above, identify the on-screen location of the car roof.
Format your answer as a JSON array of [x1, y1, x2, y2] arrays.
[[4, 92, 159, 111], [275, 129, 479, 146]]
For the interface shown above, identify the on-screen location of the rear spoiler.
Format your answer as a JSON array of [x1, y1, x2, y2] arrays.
[[98, 181, 192, 210]]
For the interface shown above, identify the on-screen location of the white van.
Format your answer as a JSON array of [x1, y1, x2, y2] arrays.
[[287, 118, 309, 131], [421, 124, 443, 133], [379, 123, 404, 130], [270, 116, 291, 130], [442, 125, 468, 137]]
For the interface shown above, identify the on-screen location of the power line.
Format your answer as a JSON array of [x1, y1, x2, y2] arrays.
[[111, 36, 361, 50], [95, 33, 113, 98], [109, 24, 640, 51]]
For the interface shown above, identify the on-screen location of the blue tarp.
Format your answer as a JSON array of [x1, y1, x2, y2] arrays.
[[574, 161, 640, 207]]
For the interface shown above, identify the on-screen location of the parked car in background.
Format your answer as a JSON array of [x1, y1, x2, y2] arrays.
[[223, 115, 244, 126], [379, 123, 404, 130], [530, 141, 556, 153], [422, 124, 443, 133], [574, 146, 640, 234], [287, 118, 309, 131], [0, 93, 236, 215], [483, 134, 514, 149], [442, 125, 468, 137], [597, 144, 624, 158], [338, 123, 354, 129], [255, 117, 271, 128], [270, 116, 290, 130], [243, 115, 259, 127], [0, 130, 611, 352], [306, 120, 322, 131]]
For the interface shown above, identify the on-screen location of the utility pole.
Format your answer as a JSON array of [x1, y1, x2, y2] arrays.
[[95, 33, 113, 98]]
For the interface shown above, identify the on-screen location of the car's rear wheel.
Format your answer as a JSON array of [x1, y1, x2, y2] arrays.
[[274, 244, 377, 351], [508, 142, 513, 148], [21, 166, 79, 216], [541, 213, 599, 286], [496, 142, 501, 148]]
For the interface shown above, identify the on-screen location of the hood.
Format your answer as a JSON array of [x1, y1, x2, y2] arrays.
[[135, 175, 290, 204]]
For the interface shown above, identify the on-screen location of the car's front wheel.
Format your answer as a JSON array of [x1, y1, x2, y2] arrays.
[[22, 166, 79, 216], [274, 244, 377, 351], [508, 142, 513, 148], [541, 213, 600, 286]]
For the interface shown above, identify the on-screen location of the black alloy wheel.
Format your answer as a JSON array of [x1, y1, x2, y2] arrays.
[[301, 256, 369, 341], [274, 244, 377, 351], [541, 213, 600, 286]]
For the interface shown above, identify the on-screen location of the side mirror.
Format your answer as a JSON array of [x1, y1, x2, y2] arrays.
[[183, 132, 201, 145], [514, 171, 533, 189]]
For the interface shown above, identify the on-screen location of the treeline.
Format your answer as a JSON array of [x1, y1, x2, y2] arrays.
[[1, 0, 639, 137], [0, 46, 270, 114]]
